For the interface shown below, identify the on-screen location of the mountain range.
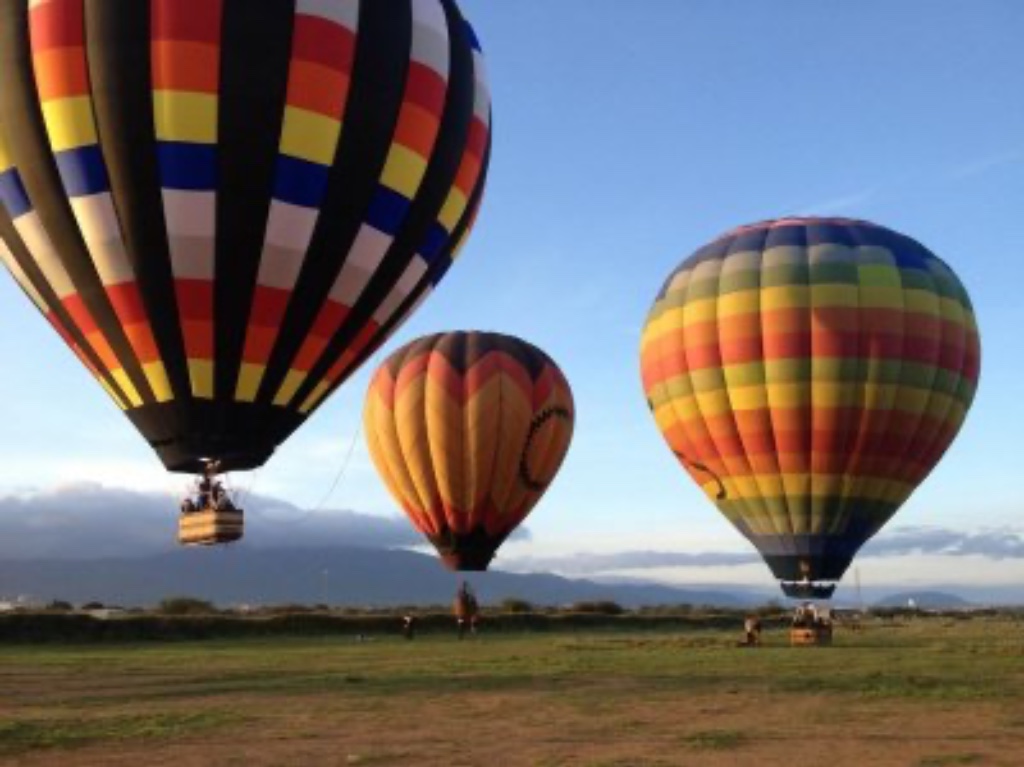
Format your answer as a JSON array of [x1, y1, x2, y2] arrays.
[[0, 546, 1013, 610], [0, 546, 755, 608]]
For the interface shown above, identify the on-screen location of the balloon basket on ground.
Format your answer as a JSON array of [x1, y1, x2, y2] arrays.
[[178, 507, 244, 547], [790, 625, 833, 647]]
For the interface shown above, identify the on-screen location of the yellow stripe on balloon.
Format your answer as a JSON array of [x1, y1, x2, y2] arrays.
[[40, 97, 97, 151], [279, 106, 342, 165], [380, 144, 428, 198], [153, 91, 218, 143]]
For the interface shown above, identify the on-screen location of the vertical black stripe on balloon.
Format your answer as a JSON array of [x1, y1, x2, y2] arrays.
[[83, 0, 191, 410], [413, 99, 492, 294], [0, 204, 130, 405], [289, 0, 476, 410], [214, 0, 295, 403], [253, 0, 413, 407], [0, 0, 157, 405], [322, 122, 491, 405]]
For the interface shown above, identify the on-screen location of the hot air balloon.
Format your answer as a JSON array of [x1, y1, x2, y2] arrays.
[[364, 332, 575, 570], [640, 218, 980, 599], [0, 0, 491, 542]]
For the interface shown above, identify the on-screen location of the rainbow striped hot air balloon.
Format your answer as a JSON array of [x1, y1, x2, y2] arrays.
[[640, 218, 980, 598], [364, 332, 575, 570], [0, 0, 490, 475]]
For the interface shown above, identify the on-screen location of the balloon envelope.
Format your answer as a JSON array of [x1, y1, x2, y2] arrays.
[[0, 0, 490, 473], [364, 331, 575, 570], [640, 217, 980, 589]]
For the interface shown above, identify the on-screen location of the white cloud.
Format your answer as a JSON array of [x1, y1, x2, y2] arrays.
[[0, 483, 421, 560], [795, 186, 879, 216], [499, 526, 1024, 588], [947, 149, 1024, 181]]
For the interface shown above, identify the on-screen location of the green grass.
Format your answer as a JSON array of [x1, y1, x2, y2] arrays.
[[0, 711, 247, 756], [2, 626, 1021, 706], [0, 618, 1021, 763], [681, 729, 749, 751], [918, 755, 988, 766]]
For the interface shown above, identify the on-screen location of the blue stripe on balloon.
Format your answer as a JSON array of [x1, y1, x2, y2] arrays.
[[158, 142, 217, 191], [464, 21, 482, 51], [364, 187, 410, 237], [680, 220, 940, 278], [54, 146, 109, 198], [419, 222, 449, 264], [428, 257, 453, 287], [272, 155, 330, 209], [0, 170, 32, 219]]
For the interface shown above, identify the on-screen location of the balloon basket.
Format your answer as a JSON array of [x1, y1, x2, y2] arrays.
[[178, 508, 244, 547], [790, 625, 833, 647]]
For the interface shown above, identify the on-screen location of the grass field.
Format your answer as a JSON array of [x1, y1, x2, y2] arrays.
[[1, 617, 1022, 766]]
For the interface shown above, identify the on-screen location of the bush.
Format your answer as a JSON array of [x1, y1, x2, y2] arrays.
[[261, 603, 315, 615], [46, 600, 73, 612], [569, 600, 625, 615], [157, 597, 217, 616], [500, 598, 534, 614], [81, 601, 105, 610]]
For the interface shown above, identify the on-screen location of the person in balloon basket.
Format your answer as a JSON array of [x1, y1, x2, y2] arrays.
[[198, 475, 213, 510], [179, 477, 209, 515]]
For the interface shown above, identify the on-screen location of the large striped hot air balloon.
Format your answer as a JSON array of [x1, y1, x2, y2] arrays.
[[364, 332, 575, 570], [640, 218, 980, 598], [0, 0, 491, 475]]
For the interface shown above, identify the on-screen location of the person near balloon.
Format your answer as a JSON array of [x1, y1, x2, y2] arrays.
[[742, 615, 762, 646], [454, 581, 479, 639], [402, 614, 418, 641]]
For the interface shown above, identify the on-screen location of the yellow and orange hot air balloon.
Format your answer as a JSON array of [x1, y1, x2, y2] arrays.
[[364, 331, 575, 570], [641, 218, 981, 598]]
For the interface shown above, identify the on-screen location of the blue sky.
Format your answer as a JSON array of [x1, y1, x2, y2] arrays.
[[2, 1, 1023, 591]]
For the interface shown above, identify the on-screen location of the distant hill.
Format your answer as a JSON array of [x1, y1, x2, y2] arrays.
[[0, 547, 753, 608], [874, 591, 974, 609]]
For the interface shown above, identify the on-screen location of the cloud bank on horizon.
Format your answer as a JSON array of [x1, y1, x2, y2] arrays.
[[0, 483, 421, 560], [0, 485, 1019, 575], [501, 526, 1024, 577]]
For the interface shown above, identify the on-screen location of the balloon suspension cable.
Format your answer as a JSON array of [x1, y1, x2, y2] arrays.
[[308, 425, 363, 516], [674, 451, 726, 500], [234, 466, 264, 508]]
